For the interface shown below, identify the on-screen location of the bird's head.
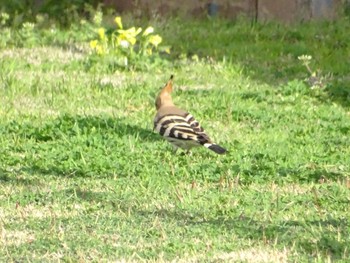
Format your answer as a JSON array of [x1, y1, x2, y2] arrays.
[[155, 75, 175, 110]]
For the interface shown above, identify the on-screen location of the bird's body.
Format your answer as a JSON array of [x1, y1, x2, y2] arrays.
[[153, 75, 227, 154]]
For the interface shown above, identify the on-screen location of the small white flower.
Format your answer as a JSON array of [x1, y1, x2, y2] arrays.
[[298, 55, 312, 61], [143, 26, 154, 36], [22, 22, 35, 30], [119, 40, 130, 48]]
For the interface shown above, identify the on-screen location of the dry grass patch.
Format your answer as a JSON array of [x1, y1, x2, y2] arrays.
[[0, 229, 35, 247], [0, 47, 85, 65], [214, 247, 288, 263]]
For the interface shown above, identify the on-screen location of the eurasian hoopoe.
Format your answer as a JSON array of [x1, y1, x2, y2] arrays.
[[153, 75, 227, 154]]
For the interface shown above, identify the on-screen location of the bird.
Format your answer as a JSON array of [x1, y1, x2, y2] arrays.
[[153, 75, 227, 154]]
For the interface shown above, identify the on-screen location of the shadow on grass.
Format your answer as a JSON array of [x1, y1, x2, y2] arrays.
[[0, 168, 43, 186], [9, 190, 348, 260], [3, 114, 160, 178], [163, 18, 350, 109], [3, 114, 347, 182], [276, 166, 346, 183], [130, 205, 349, 259], [10, 114, 160, 143], [324, 82, 350, 108], [4, 177, 348, 259]]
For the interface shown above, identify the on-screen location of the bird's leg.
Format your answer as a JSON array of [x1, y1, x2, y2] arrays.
[[186, 150, 192, 156], [172, 145, 179, 154]]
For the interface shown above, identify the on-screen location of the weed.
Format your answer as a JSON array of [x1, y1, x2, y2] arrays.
[[298, 54, 332, 89], [0, 13, 349, 262], [89, 15, 170, 68]]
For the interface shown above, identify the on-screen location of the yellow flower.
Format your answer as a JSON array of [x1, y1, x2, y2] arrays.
[[90, 40, 98, 49], [96, 45, 105, 55], [125, 27, 142, 37], [149, 34, 162, 47], [90, 40, 106, 55], [115, 16, 123, 29], [164, 47, 171, 54], [143, 26, 154, 36], [117, 27, 142, 46], [117, 35, 136, 46], [98, 28, 106, 41]]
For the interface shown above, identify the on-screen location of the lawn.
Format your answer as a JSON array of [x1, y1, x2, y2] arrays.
[[0, 13, 350, 262]]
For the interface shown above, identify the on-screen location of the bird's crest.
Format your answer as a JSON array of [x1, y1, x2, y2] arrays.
[[153, 75, 227, 154], [155, 75, 175, 110], [162, 75, 173, 94]]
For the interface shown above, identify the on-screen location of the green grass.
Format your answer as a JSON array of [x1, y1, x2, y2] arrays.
[[1, 16, 350, 262]]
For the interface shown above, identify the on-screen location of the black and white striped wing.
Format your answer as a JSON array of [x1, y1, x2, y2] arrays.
[[154, 113, 210, 145], [183, 113, 211, 142]]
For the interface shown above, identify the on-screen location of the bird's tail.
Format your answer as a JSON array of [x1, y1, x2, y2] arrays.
[[204, 143, 227, 154]]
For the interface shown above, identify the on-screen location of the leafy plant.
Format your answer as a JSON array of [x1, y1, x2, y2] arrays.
[[298, 54, 332, 89], [1, 15, 350, 262], [0, 12, 10, 26], [0, 12, 12, 48], [1, 0, 99, 27], [90, 15, 170, 68], [0, 10, 100, 49]]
